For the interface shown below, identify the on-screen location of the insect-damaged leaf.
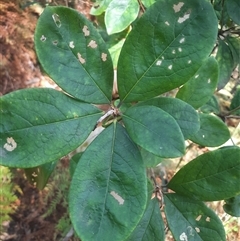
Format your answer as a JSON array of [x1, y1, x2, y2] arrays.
[[122, 105, 185, 158], [0, 88, 101, 168], [168, 146, 240, 201], [117, 0, 218, 102], [35, 6, 113, 104], [69, 123, 147, 241], [189, 113, 230, 147], [164, 193, 226, 241], [176, 57, 219, 109], [105, 0, 139, 35], [127, 198, 165, 241], [137, 97, 200, 139]]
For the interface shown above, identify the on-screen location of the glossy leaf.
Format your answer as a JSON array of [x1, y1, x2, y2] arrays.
[[105, 0, 139, 35], [0, 88, 101, 168], [189, 113, 230, 147], [164, 193, 226, 241], [216, 39, 234, 90], [69, 123, 147, 241], [127, 198, 165, 241], [230, 86, 240, 115], [226, 0, 240, 25], [168, 146, 240, 201], [137, 97, 200, 139], [223, 195, 240, 217], [176, 57, 219, 109], [200, 95, 220, 115], [24, 161, 57, 189], [122, 105, 185, 158], [141, 0, 156, 8], [117, 0, 218, 102], [35, 6, 113, 104]]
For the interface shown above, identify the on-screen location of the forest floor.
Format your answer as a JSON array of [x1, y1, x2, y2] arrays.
[[0, 0, 239, 240]]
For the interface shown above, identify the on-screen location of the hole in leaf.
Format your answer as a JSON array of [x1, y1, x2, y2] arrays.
[[40, 35, 46, 42], [52, 13, 61, 28]]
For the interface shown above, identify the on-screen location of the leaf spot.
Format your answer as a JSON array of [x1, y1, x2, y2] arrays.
[[196, 215, 202, 221], [173, 2, 184, 12], [179, 37, 185, 43], [4, 137, 17, 152], [162, 56, 165, 60], [195, 74, 199, 79], [69, 41, 75, 48], [208, 79, 211, 83], [77, 53, 85, 64], [180, 232, 188, 241], [52, 13, 61, 28], [52, 40, 58, 45], [195, 227, 200, 233], [88, 40, 97, 48], [82, 25, 90, 36], [178, 13, 190, 23], [110, 191, 124, 205], [188, 60, 192, 64], [172, 49, 176, 54], [165, 21, 170, 26], [202, 134, 205, 138], [187, 226, 194, 236], [156, 60, 162, 66], [101, 53, 107, 61], [168, 64, 173, 70], [32, 172, 38, 177], [178, 47, 182, 52], [40, 35, 46, 42], [206, 217, 210, 222]]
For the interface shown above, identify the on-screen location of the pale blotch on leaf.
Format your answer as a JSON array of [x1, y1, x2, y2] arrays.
[[101, 53, 107, 62], [202, 134, 205, 138], [52, 13, 61, 28], [4, 137, 17, 152], [168, 64, 173, 70], [82, 25, 90, 36], [173, 2, 184, 13], [178, 13, 190, 23], [206, 217, 211, 222], [69, 41, 75, 48], [195, 227, 200, 233], [179, 232, 188, 241], [52, 40, 58, 45], [196, 215, 202, 221], [32, 172, 38, 177], [77, 52, 86, 64], [165, 21, 170, 26], [172, 49, 176, 54], [178, 47, 182, 52], [40, 35, 46, 42], [188, 60, 192, 64], [179, 37, 185, 43], [195, 74, 199, 79], [208, 79, 211, 84], [156, 60, 162, 66], [110, 191, 124, 205], [88, 40, 97, 49]]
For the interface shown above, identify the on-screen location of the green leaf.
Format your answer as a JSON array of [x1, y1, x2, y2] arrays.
[[127, 198, 165, 241], [24, 161, 57, 189], [69, 122, 147, 241], [226, 0, 240, 25], [140, 148, 163, 167], [230, 86, 240, 115], [176, 57, 219, 109], [141, 0, 157, 8], [168, 146, 240, 201], [226, 36, 240, 68], [137, 97, 200, 139], [90, 0, 112, 16], [164, 193, 226, 241], [109, 39, 125, 68], [122, 105, 185, 158], [200, 95, 220, 115], [35, 6, 113, 104], [117, 0, 218, 102], [0, 88, 101, 168], [216, 39, 235, 90], [189, 113, 230, 147], [223, 195, 240, 217], [105, 0, 139, 35]]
